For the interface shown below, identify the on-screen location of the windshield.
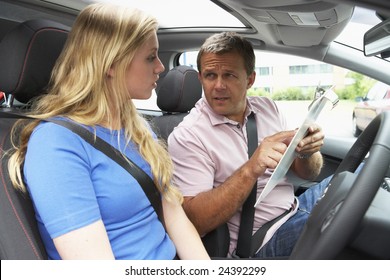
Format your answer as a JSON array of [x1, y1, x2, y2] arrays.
[[335, 7, 381, 51]]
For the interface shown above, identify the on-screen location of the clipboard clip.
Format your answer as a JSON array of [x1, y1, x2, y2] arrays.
[[309, 85, 339, 111]]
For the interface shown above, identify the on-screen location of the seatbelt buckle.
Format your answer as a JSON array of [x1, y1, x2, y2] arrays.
[[231, 249, 242, 259]]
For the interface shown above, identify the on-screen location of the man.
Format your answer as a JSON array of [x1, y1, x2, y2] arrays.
[[168, 31, 330, 258]]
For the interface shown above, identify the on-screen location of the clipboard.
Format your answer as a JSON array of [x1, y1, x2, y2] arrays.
[[254, 88, 339, 207]]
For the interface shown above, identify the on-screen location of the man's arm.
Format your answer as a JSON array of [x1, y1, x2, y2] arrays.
[[292, 151, 323, 180], [182, 130, 296, 236], [183, 164, 257, 236], [291, 124, 325, 180]]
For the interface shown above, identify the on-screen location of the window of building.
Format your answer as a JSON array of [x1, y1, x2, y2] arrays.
[[290, 64, 333, 74], [256, 67, 272, 76]]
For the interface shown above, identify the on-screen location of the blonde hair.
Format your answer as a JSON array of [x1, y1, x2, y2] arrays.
[[8, 3, 182, 203]]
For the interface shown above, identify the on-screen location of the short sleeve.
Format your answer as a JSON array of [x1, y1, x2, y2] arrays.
[[24, 122, 101, 238], [168, 127, 215, 196]]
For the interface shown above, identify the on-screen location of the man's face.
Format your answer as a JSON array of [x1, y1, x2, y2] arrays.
[[199, 51, 255, 123]]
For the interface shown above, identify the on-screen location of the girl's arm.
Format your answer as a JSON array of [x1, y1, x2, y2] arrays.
[[53, 219, 115, 259], [163, 198, 210, 260]]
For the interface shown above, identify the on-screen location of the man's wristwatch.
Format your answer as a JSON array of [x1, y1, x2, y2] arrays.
[[295, 152, 312, 159]]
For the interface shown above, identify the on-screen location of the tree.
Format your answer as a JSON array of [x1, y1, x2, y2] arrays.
[[336, 72, 376, 100]]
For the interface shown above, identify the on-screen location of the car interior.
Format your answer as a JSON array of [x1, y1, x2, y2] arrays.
[[0, 18, 69, 260], [1, 0, 390, 260], [150, 65, 203, 141]]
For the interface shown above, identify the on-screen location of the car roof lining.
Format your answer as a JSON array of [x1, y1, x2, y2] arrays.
[[1, 0, 390, 84], [0, 0, 357, 48]]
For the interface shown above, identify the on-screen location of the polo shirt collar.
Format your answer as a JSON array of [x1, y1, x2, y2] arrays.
[[202, 97, 255, 127]]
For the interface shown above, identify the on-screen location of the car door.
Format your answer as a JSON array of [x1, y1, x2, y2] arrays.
[[354, 82, 390, 130]]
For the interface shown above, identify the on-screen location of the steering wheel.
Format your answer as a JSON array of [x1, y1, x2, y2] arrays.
[[290, 111, 390, 259]]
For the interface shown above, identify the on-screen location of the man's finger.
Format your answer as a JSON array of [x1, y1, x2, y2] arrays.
[[266, 130, 296, 142]]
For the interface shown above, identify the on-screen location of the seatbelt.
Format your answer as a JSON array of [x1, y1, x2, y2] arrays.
[[235, 112, 291, 258], [48, 119, 166, 229], [235, 112, 258, 258], [250, 206, 292, 255], [0, 111, 165, 229]]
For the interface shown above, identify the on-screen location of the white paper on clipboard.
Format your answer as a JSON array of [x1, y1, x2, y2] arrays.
[[254, 88, 339, 207]]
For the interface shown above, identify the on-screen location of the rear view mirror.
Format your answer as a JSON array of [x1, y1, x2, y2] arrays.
[[364, 18, 390, 58]]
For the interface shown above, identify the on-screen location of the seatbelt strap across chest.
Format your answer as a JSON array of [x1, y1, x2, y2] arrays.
[[235, 112, 257, 258]]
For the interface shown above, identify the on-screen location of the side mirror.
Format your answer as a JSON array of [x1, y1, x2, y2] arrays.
[[364, 18, 390, 58]]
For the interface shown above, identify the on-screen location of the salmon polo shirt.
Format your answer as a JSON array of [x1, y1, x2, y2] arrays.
[[168, 96, 298, 256]]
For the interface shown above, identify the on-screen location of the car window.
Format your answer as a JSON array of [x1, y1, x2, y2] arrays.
[[132, 89, 160, 111], [179, 50, 380, 138], [366, 81, 389, 100]]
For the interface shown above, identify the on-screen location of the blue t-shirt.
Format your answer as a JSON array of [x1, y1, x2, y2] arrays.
[[23, 119, 175, 259]]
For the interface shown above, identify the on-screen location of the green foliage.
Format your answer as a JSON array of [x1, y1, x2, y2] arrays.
[[247, 88, 272, 98], [272, 87, 311, 100], [248, 87, 312, 100], [334, 72, 376, 100]]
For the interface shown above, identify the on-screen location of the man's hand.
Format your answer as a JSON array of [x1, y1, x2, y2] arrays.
[[292, 124, 324, 179], [247, 130, 296, 179], [295, 124, 324, 157]]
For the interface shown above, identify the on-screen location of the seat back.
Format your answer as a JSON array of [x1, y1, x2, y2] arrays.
[[151, 65, 202, 140], [0, 19, 69, 259], [0, 118, 47, 259]]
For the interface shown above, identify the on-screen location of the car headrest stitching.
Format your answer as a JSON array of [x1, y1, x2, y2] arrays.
[[175, 71, 189, 111], [13, 27, 68, 101], [0, 132, 41, 259]]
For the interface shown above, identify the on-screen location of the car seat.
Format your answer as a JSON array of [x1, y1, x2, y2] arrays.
[[151, 65, 202, 140], [0, 19, 69, 259]]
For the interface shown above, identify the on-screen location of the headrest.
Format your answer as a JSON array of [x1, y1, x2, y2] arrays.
[[0, 19, 69, 104], [157, 65, 202, 113]]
